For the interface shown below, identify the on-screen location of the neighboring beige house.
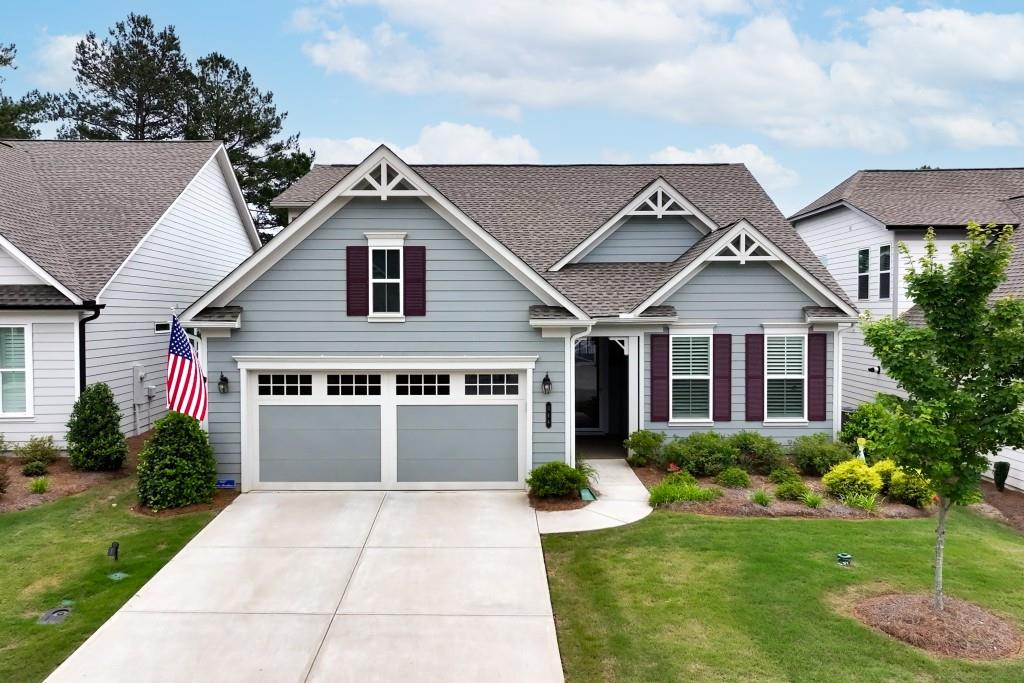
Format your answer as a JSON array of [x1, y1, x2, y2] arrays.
[[0, 139, 259, 445], [791, 168, 1024, 491]]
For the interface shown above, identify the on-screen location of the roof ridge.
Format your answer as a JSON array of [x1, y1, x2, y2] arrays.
[[313, 162, 741, 169]]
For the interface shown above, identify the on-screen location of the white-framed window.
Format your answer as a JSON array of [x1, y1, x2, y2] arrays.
[[879, 244, 891, 300], [0, 325, 30, 415], [765, 335, 806, 421], [670, 334, 712, 421], [857, 248, 870, 300], [366, 232, 407, 320]]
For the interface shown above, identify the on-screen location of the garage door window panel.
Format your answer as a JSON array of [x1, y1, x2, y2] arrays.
[[328, 374, 382, 396], [465, 373, 519, 396], [258, 373, 312, 396], [396, 373, 450, 396]]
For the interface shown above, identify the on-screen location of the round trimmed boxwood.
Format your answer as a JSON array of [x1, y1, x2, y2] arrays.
[[774, 479, 810, 501], [66, 382, 127, 471], [21, 460, 47, 477], [715, 466, 750, 489], [137, 412, 217, 511], [527, 462, 587, 498], [822, 459, 882, 499]]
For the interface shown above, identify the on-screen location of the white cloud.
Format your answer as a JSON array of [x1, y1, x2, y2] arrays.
[[31, 32, 81, 90], [650, 143, 798, 190], [296, 2, 1024, 152], [306, 122, 540, 164]]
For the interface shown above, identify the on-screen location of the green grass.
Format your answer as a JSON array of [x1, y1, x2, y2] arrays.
[[0, 477, 214, 682], [544, 509, 1024, 682]]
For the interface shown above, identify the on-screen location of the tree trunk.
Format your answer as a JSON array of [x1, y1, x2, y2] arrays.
[[933, 495, 947, 611]]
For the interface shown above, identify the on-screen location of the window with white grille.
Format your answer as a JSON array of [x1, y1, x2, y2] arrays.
[[465, 373, 519, 396], [257, 374, 312, 396], [327, 374, 382, 396], [396, 373, 450, 396], [670, 335, 711, 420], [765, 336, 805, 420]]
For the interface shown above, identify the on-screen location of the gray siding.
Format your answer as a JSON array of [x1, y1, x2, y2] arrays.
[[89, 155, 254, 434], [397, 405, 518, 482], [583, 216, 703, 263], [644, 262, 834, 441], [207, 198, 565, 480]]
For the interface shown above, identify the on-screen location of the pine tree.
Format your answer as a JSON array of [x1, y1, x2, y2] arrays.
[[0, 44, 53, 138]]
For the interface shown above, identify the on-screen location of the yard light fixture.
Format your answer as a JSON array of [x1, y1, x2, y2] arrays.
[[541, 373, 552, 395], [217, 373, 230, 394], [837, 552, 852, 567], [107, 541, 119, 561]]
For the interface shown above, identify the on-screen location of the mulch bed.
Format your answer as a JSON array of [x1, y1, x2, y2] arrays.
[[131, 487, 239, 517], [853, 593, 1022, 660], [979, 481, 1024, 534], [529, 494, 589, 511]]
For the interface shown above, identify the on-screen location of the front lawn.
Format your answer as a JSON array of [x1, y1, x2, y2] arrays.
[[545, 509, 1024, 682], [0, 476, 214, 683]]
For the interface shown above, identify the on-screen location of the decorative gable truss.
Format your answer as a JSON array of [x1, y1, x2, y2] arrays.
[[346, 159, 427, 200], [631, 186, 692, 218], [708, 228, 773, 264]]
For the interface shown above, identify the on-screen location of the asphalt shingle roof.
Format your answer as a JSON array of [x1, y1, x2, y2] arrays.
[[275, 163, 849, 316], [0, 285, 75, 307], [0, 139, 222, 300], [191, 305, 242, 322]]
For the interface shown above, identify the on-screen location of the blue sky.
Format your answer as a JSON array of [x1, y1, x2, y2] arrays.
[[4, 0, 1024, 214]]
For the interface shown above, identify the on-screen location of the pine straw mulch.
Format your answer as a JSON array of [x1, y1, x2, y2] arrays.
[[853, 592, 1022, 660], [131, 487, 239, 517], [978, 480, 1024, 534], [529, 493, 589, 511]]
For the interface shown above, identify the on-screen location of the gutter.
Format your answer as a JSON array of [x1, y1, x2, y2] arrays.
[[78, 302, 104, 394]]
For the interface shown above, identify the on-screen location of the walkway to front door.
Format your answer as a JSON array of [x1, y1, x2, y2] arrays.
[[47, 491, 563, 682]]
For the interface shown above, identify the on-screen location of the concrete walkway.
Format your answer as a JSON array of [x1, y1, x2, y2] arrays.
[[47, 491, 563, 683], [536, 459, 652, 534]]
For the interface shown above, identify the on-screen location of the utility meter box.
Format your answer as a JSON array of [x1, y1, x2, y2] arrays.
[[132, 364, 149, 405]]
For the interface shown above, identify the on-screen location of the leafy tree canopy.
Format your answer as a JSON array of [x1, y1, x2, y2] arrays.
[[0, 44, 53, 138]]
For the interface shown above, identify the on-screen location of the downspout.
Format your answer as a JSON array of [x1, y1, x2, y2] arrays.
[[78, 303, 104, 394]]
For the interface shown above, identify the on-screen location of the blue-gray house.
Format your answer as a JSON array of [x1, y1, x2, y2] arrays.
[[182, 146, 857, 491]]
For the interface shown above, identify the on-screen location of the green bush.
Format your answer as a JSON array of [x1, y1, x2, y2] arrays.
[[715, 466, 750, 488], [843, 492, 879, 513], [527, 461, 587, 498], [751, 488, 772, 506], [774, 479, 810, 501], [662, 432, 738, 476], [801, 491, 823, 509], [137, 412, 217, 511], [729, 431, 785, 474], [66, 382, 127, 471], [791, 433, 853, 475], [768, 465, 802, 485], [822, 459, 883, 499], [649, 480, 722, 506], [870, 459, 899, 494], [28, 476, 48, 494], [839, 396, 899, 460], [21, 460, 47, 477], [0, 465, 9, 494], [15, 435, 59, 465], [662, 470, 697, 486], [889, 469, 933, 508], [622, 429, 666, 467]]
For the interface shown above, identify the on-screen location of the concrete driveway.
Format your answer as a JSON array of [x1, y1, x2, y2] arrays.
[[47, 491, 563, 682]]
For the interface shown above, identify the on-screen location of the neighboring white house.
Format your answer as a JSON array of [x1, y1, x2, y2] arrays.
[[791, 168, 1024, 491], [0, 139, 259, 446]]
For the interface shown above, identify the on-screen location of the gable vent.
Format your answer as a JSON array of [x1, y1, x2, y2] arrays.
[[345, 160, 427, 200], [630, 187, 692, 219], [709, 229, 776, 265]]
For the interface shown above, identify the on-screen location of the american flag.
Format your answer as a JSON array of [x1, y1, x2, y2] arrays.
[[166, 316, 207, 421]]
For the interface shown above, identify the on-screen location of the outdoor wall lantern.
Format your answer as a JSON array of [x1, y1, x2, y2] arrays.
[[217, 373, 230, 394], [541, 373, 552, 395]]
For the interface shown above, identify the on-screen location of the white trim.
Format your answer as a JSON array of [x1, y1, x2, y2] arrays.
[[627, 335, 640, 436], [761, 322, 810, 335], [213, 145, 262, 249], [878, 243, 892, 301], [551, 178, 718, 270], [73, 313, 81, 396], [669, 323, 716, 336], [631, 220, 858, 318], [529, 317, 596, 329], [668, 332, 712, 423], [182, 146, 589, 322], [0, 234, 81, 305], [790, 200, 887, 229], [0, 323, 34, 418], [566, 325, 593, 466], [368, 245, 403, 318], [833, 324, 847, 439], [763, 332, 807, 424], [364, 231, 407, 246], [233, 355, 539, 371]]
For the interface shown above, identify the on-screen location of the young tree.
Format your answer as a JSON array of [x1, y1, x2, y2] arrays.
[[183, 52, 313, 237], [863, 222, 1024, 610], [0, 44, 53, 138], [58, 14, 188, 139]]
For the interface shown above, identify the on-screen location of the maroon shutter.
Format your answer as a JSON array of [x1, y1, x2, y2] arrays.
[[346, 246, 369, 316], [650, 334, 669, 422], [713, 334, 731, 422], [745, 334, 764, 421], [404, 246, 426, 316], [808, 333, 827, 421]]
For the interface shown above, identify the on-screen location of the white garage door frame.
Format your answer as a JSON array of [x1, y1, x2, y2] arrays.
[[235, 355, 537, 492]]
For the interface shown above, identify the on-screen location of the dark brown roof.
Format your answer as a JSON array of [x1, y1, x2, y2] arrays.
[[0, 285, 75, 307], [791, 168, 1024, 226], [0, 139, 223, 299], [190, 305, 242, 322], [275, 163, 850, 316]]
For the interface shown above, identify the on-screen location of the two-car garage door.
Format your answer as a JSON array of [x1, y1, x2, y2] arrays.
[[244, 369, 528, 490]]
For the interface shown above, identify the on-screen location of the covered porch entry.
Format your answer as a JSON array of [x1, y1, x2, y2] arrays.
[[574, 335, 642, 460]]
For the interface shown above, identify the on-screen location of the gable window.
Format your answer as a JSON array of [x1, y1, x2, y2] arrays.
[[765, 335, 805, 421], [670, 335, 711, 421], [0, 326, 28, 414], [857, 249, 870, 300], [879, 245, 891, 300]]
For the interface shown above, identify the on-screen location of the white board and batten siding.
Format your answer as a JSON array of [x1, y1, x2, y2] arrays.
[[88, 154, 255, 434]]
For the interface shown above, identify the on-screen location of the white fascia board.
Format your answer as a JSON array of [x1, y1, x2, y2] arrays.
[[550, 177, 719, 271], [805, 315, 857, 324], [0, 234, 82, 305], [183, 145, 589, 321], [631, 219, 859, 318], [529, 318, 596, 328], [791, 200, 886, 229], [233, 355, 539, 371], [214, 145, 262, 250]]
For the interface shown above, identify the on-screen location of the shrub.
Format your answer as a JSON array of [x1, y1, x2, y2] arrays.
[[801, 491, 823, 509], [0, 466, 8, 495], [66, 383, 127, 471], [839, 396, 899, 460], [575, 459, 597, 484], [822, 459, 882, 499], [21, 460, 47, 477], [729, 431, 785, 474], [791, 433, 853, 475], [649, 481, 722, 506], [137, 412, 217, 511], [16, 435, 59, 465], [0, 433, 7, 453], [662, 432, 738, 476], [774, 479, 810, 501], [843, 492, 879, 513], [870, 459, 899, 494], [768, 465, 802, 485], [715, 466, 750, 488], [662, 470, 697, 486], [622, 429, 666, 467], [527, 461, 587, 498], [28, 476, 49, 494], [751, 488, 772, 506], [889, 469, 933, 508]]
